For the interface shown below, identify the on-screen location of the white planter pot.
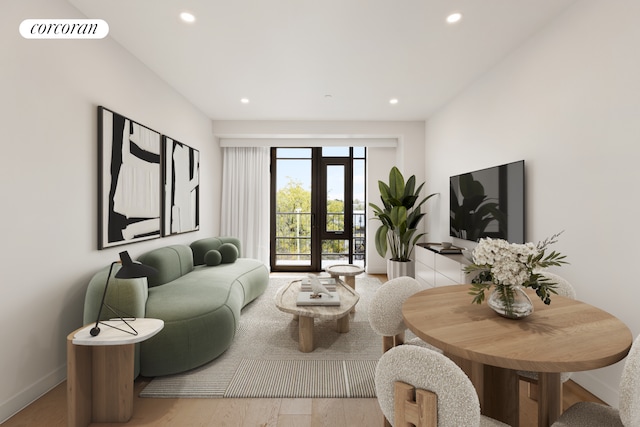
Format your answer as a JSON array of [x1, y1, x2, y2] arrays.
[[387, 259, 415, 280]]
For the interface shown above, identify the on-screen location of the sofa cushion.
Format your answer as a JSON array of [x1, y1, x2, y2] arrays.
[[204, 249, 222, 266], [191, 237, 242, 265], [138, 245, 194, 287], [219, 243, 238, 263]]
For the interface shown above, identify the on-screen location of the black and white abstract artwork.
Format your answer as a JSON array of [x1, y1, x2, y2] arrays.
[[163, 136, 200, 236], [98, 107, 161, 249]]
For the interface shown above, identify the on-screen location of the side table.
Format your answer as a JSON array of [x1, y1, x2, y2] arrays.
[[325, 264, 364, 290], [67, 318, 164, 427], [325, 264, 364, 313]]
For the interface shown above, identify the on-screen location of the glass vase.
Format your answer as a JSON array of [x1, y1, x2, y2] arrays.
[[487, 284, 533, 319]]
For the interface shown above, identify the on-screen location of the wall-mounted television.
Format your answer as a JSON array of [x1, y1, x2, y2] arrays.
[[450, 160, 525, 244]]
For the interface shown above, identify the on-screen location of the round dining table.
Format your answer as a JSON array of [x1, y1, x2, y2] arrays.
[[402, 284, 632, 427]]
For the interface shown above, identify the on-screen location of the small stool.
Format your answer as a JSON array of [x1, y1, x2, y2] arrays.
[[325, 264, 364, 313]]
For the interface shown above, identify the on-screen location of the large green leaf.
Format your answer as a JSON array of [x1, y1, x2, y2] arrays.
[[415, 191, 436, 210], [388, 167, 405, 199], [389, 206, 407, 228], [369, 202, 384, 216], [403, 175, 416, 199], [374, 225, 389, 258]]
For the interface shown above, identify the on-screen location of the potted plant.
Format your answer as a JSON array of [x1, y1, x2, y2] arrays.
[[465, 232, 568, 319], [370, 167, 436, 279]]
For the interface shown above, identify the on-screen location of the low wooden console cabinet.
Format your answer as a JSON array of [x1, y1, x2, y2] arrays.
[[415, 243, 472, 288]]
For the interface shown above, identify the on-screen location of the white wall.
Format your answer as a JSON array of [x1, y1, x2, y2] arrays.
[[212, 120, 427, 274], [0, 0, 219, 421], [425, 0, 640, 405]]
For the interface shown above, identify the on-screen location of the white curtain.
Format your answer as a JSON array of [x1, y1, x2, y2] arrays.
[[221, 147, 270, 267]]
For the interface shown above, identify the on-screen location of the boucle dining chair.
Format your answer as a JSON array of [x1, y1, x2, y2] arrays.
[[368, 276, 441, 353], [375, 345, 510, 427], [551, 334, 640, 427], [518, 272, 577, 398]]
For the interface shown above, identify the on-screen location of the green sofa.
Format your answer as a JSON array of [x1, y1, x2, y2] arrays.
[[83, 237, 269, 377]]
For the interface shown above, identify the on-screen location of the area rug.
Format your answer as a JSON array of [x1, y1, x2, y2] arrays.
[[140, 276, 385, 399]]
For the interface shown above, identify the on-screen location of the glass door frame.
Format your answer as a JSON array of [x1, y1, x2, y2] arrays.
[[270, 147, 362, 272], [316, 155, 353, 269]]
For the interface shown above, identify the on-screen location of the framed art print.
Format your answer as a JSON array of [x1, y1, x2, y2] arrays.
[[98, 106, 162, 249], [163, 136, 200, 235]]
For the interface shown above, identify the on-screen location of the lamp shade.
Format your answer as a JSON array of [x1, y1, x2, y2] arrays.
[[89, 250, 158, 337], [114, 251, 158, 279]]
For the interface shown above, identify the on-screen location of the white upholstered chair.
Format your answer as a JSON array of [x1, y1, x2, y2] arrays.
[[551, 334, 640, 427], [368, 276, 441, 353], [375, 345, 510, 427], [518, 272, 577, 397]]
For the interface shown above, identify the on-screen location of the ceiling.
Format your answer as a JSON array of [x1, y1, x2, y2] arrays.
[[68, 0, 577, 121]]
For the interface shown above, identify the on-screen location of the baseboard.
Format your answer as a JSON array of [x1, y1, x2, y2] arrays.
[[571, 371, 620, 407], [0, 364, 66, 424]]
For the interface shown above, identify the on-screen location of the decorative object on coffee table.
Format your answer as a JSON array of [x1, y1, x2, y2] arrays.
[[309, 274, 333, 297], [297, 275, 340, 307], [275, 279, 359, 352]]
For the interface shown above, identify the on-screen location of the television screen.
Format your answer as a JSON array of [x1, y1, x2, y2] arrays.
[[449, 160, 524, 243]]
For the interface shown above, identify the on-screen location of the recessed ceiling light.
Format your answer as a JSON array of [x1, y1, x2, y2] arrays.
[[240, 98, 250, 104], [180, 12, 196, 23], [446, 12, 462, 24], [389, 98, 399, 105]]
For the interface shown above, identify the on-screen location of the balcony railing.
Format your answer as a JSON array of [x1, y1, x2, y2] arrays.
[[274, 211, 365, 265]]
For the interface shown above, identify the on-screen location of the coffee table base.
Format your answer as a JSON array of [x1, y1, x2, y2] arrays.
[[296, 314, 351, 352]]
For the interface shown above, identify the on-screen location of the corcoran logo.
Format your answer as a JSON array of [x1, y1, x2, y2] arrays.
[[19, 19, 109, 39]]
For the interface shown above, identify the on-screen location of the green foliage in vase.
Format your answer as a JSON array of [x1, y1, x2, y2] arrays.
[[369, 167, 437, 262], [466, 231, 568, 306]]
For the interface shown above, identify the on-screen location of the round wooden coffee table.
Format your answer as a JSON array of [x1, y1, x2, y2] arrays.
[[275, 279, 359, 352]]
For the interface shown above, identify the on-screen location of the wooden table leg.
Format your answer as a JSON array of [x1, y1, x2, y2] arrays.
[[343, 276, 357, 313], [483, 365, 520, 427], [336, 314, 350, 333], [446, 354, 484, 409], [67, 335, 92, 427], [299, 316, 314, 352], [91, 344, 135, 422], [67, 335, 135, 425], [538, 372, 561, 427], [344, 276, 356, 290]]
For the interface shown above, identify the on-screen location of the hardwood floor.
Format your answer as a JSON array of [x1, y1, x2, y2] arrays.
[[3, 273, 607, 426], [2, 378, 605, 426]]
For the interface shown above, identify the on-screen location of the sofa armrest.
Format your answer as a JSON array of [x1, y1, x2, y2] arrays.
[[83, 264, 149, 325]]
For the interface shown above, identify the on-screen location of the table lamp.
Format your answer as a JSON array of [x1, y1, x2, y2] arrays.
[[90, 250, 157, 337]]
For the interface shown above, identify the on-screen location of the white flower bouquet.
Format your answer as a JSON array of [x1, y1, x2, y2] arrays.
[[466, 232, 568, 309]]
